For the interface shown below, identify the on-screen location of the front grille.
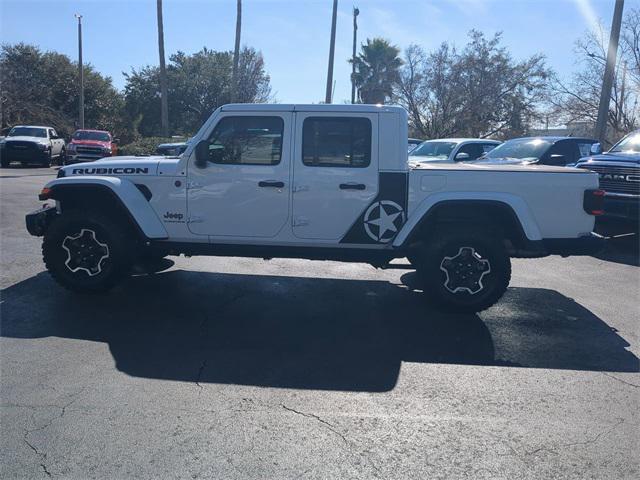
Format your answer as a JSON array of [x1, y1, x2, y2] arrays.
[[6, 141, 38, 151], [76, 146, 103, 154], [577, 164, 640, 195]]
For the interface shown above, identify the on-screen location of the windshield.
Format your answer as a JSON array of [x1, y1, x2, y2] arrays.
[[483, 138, 552, 161], [609, 131, 640, 153], [409, 141, 457, 160], [73, 130, 111, 142], [8, 127, 47, 138]]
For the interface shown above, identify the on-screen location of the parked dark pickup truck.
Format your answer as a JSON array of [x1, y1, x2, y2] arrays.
[[575, 130, 639, 226]]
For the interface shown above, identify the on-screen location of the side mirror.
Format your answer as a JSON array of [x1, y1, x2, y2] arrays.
[[454, 152, 470, 161], [590, 143, 602, 155], [194, 139, 209, 168]]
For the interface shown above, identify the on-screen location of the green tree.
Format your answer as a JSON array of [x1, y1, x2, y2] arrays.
[[351, 38, 403, 104], [0, 43, 125, 138], [124, 46, 271, 136]]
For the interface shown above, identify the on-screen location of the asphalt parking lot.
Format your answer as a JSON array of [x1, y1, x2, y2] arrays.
[[1, 166, 639, 479]]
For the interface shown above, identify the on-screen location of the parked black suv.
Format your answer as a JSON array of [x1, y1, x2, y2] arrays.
[[575, 130, 639, 226]]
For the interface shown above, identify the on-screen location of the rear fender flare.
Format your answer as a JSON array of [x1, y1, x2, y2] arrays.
[[393, 192, 542, 247], [44, 176, 168, 239]]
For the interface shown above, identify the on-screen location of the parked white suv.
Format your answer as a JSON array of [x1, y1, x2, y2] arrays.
[[409, 138, 500, 164], [1, 125, 66, 167], [27, 104, 604, 312]]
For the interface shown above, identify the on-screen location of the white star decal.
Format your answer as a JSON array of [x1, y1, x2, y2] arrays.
[[363, 200, 406, 243]]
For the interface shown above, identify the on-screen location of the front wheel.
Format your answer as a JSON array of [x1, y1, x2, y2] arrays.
[[43, 210, 132, 292], [57, 148, 66, 166], [417, 228, 511, 313], [41, 150, 52, 168]]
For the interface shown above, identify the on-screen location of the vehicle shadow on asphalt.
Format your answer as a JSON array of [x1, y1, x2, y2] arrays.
[[1, 270, 638, 392]]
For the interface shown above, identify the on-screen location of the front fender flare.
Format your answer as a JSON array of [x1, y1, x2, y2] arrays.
[[44, 176, 168, 239], [393, 192, 542, 247]]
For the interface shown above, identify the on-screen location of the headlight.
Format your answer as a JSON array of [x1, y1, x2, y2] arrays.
[[102, 146, 112, 153], [67, 143, 76, 152], [36, 143, 47, 150]]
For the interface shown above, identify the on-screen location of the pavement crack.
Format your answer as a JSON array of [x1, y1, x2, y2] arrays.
[[23, 432, 52, 477], [558, 419, 625, 449], [195, 359, 207, 390], [193, 291, 245, 392], [601, 372, 639, 388], [280, 404, 349, 446]]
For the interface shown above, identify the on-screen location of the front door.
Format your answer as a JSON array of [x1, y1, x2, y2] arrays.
[[187, 112, 291, 238], [291, 112, 379, 240]]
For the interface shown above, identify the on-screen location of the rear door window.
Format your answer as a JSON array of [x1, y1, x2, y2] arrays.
[[302, 117, 371, 167]]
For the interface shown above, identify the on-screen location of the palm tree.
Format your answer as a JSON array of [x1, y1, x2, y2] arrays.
[[352, 38, 403, 104], [232, 0, 242, 102], [156, 0, 169, 136]]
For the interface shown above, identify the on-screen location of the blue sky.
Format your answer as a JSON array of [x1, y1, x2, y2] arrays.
[[2, 0, 638, 103]]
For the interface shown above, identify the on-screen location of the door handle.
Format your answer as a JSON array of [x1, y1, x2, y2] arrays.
[[339, 183, 366, 190], [258, 180, 285, 188]]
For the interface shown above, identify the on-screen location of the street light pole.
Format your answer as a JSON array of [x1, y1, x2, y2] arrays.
[[325, 0, 338, 104], [75, 14, 84, 129], [351, 6, 359, 104], [594, 0, 625, 146]]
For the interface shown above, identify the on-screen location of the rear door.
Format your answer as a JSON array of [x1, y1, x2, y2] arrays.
[[292, 112, 378, 240]]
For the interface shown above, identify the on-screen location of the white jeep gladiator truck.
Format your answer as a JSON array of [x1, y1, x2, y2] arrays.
[[26, 104, 605, 312]]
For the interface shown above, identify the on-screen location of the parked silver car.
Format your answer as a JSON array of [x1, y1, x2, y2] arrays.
[[409, 138, 501, 163]]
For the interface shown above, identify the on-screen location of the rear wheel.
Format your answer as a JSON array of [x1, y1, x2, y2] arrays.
[[417, 228, 511, 312], [43, 210, 132, 292]]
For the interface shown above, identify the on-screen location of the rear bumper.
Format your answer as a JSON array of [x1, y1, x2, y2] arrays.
[[26, 205, 57, 236], [542, 233, 606, 256]]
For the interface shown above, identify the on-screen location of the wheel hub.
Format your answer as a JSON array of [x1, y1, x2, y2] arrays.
[[439, 247, 491, 295], [62, 229, 109, 276]]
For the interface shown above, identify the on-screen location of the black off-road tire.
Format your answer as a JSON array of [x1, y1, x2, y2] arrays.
[[43, 210, 133, 293], [41, 150, 52, 168], [417, 227, 511, 313], [57, 148, 66, 166]]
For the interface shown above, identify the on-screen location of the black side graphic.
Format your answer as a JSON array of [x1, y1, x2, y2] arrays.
[[340, 172, 408, 244]]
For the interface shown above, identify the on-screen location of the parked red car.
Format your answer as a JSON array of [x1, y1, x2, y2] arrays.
[[65, 129, 118, 164]]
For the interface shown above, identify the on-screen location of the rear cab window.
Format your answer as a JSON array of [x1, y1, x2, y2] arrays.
[[302, 117, 371, 167]]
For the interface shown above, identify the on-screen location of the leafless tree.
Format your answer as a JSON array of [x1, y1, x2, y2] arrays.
[[396, 31, 550, 139], [551, 10, 639, 145]]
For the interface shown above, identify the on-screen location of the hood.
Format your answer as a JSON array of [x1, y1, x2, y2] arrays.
[[71, 139, 111, 148], [3, 136, 49, 144], [61, 156, 169, 177], [465, 157, 538, 165], [408, 155, 452, 164], [578, 151, 640, 165]]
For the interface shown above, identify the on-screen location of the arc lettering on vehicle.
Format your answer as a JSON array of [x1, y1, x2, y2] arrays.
[[71, 167, 149, 175]]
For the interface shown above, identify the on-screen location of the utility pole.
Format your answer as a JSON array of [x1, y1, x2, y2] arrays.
[[232, 0, 242, 102], [351, 6, 359, 104], [594, 0, 625, 146], [75, 14, 84, 129], [157, 0, 169, 137], [325, 0, 338, 104]]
